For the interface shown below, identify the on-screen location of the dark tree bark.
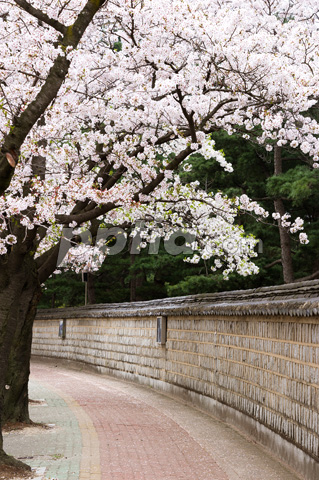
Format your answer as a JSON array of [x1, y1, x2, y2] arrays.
[[0, 252, 38, 469], [0, 246, 57, 435], [273, 146, 294, 284], [87, 273, 96, 304], [130, 254, 137, 302], [129, 254, 145, 302], [3, 285, 41, 425]]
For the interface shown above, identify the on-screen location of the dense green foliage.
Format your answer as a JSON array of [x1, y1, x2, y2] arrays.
[[39, 133, 319, 308]]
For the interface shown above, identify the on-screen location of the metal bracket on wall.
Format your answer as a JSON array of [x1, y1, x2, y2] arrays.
[[156, 316, 167, 345], [58, 319, 66, 340]]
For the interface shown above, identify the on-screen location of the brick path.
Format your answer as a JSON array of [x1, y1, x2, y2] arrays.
[[4, 358, 303, 480]]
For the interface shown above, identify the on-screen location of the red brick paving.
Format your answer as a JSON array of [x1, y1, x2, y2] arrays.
[[31, 362, 228, 480]]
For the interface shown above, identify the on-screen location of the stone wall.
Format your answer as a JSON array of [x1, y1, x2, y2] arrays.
[[32, 280, 319, 480]]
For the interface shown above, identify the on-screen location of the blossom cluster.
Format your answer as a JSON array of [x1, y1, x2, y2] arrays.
[[0, 0, 317, 276]]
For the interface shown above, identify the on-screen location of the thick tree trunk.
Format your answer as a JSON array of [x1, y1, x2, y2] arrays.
[[87, 273, 96, 304], [0, 252, 38, 470], [273, 146, 294, 284], [130, 254, 137, 302], [274, 197, 295, 283], [3, 284, 41, 425]]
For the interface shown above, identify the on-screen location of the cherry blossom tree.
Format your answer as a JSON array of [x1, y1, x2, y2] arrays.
[[0, 0, 318, 469]]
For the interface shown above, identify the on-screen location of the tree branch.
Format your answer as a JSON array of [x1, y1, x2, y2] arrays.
[[133, 145, 193, 200], [13, 0, 67, 35], [0, 0, 107, 196], [294, 270, 319, 282], [264, 258, 282, 269], [55, 144, 194, 226], [37, 242, 61, 284], [55, 201, 116, 226]]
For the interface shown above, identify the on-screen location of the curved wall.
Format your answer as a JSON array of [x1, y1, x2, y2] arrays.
[[32, 281, 319, 480]]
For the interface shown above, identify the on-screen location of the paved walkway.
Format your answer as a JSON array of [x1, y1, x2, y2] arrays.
[[4, 358, 303, 480]]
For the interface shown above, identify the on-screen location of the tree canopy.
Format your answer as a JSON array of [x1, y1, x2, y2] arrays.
[[1, 0, 319, 283]]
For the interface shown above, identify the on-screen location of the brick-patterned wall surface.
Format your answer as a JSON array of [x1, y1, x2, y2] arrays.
[[32, 281, 319, 464]]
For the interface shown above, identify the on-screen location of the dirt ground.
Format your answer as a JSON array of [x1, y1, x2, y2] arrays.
[[1, 419, 49, 480], [0, 464, 32, 480]]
